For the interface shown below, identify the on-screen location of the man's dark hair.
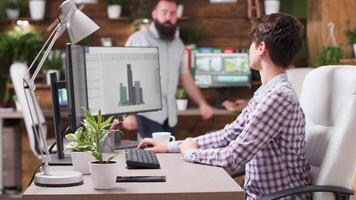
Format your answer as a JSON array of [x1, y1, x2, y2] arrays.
[[153, 0, 178, 9], [249, 13, 304, 68]]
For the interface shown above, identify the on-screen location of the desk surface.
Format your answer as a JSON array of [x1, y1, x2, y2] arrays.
[[23, 153, 243, 200]]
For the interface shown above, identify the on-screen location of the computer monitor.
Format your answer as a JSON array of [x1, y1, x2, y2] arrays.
[[65, 44, 162, 133], [193, 53, 251, 88]]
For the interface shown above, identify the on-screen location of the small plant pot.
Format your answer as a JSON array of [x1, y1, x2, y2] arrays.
[[177, 5, 184, 18], [353, 44, 356, 58], [29, 0, 46, 20], [71, 151, 95, 175], [264, 0, 280, 15], [6, 8, 19, 20], [107, 5, 122, 19], [89, 161, 118, 189], [176, 99, 188, 111]]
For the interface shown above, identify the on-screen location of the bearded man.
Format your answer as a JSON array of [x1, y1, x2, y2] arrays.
[[124, 0, 213, 138]]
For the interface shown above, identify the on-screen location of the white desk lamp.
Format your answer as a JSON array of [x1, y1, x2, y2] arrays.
[[22, 0, 99, 186]]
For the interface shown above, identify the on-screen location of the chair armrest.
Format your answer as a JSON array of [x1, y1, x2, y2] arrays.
[[261, 185, 354, 200]]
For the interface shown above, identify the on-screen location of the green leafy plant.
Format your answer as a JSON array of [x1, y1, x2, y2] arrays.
[[346, 29, 356, 44], [0, 28, 43, 64], [43, 50, 64, 71], [78, 109, 122, 164], [179, 25, 203, 46], [6, 0, 19, 9], [65, 126, 95, 152], [316, 46, 342, 66], [178, 0, 186, 4], [176, 86, 188, 99], [106, 0, 128, 5]]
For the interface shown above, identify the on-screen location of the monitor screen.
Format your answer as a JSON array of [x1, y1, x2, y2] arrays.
[[66, 44, 162, 131], [194, 53, 251, 88]]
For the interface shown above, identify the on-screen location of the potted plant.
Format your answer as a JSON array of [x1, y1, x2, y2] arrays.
[[65, 125, 95, 175], [177, 0, 186, 18], [66, 109, 121, 176], [6, 0, 20, 20], [106, 0, 128, 19], [43, 50, 64, 85], [264, 0, 280, 15], [176, 86, 189, 111], [316, 46, 342, 66], [0, 29, 43, 92], [29, 0, 46, 20], [346, 29, 356, 58], [82, 109, 120, 189]]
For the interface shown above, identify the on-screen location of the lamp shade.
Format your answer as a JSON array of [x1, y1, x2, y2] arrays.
[[60, 0, 100, 44]]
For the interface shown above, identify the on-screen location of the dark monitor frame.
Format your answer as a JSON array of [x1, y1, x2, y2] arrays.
[[49, 72, 72, 165], [65, 43, 162, 133]]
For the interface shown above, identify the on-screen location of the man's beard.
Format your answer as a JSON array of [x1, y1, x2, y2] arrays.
[[154, 20, 177, 41]]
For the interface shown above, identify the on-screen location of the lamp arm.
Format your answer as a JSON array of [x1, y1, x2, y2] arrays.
[[29, 23, 67, 88], [22, 21, 67, 175]]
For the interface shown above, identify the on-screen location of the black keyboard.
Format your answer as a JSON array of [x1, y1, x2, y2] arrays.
[[125, 148, 160, 169]]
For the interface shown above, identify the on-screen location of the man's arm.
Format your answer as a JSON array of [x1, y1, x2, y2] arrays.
[[182, 91, 294, 170], [179, 73, 213, 120]]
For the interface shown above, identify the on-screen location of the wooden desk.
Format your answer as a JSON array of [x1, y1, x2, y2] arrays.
[[0, 111, 23, 192], [23, 153, 244, 200]]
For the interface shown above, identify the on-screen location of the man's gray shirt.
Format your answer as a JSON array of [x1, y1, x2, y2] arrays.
[[125, 23, 188, 126]]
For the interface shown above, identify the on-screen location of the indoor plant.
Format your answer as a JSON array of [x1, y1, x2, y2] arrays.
[[106, 0, 128, 19], [43, 50, 64, 85], [346, 28, 356, 58], [65, 125, 95, 175], [84, 109, 120, 189], [176, 86, 188, 111], [6, 0, 20, 20], [66, 109, 121, 176], [316, 46, 342, 66], [0, 29, 42, 104]]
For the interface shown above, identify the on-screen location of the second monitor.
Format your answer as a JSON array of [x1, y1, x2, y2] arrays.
[[66, 44, 162, 131]]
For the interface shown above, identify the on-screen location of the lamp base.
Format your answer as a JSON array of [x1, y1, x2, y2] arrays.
[[34, 170, 83, 187]]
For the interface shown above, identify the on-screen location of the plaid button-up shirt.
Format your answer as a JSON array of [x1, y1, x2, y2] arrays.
[[169, 73, 311, 199]]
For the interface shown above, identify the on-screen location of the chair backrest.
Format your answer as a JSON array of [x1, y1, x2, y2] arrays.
[[10, 62, 46, 158], [286, 67, 313, 99], [299, 65, 356, 200]]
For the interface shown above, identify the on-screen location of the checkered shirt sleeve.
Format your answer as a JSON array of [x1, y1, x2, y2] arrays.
[[184, 90, 294, 170]]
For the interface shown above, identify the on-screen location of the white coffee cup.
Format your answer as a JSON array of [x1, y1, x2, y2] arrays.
[[152, 132, 175, 144]]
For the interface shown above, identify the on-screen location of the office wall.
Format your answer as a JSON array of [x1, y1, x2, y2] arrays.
[[308, 0, 356, 65], [0, 0, 252, 49]]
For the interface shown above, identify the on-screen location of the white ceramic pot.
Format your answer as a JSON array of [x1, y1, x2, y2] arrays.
[[353, 44, 356, 58], [176, 99, 188, 111], [71, 151, 95, 175], [6, 8, 19, 20], [45, 70, 60, 85], [89, 161, 118, 189], [177, 5, 184, 18], [264, 0, 280, 15], [29, 0, 46, 20], [107, 5, 122, 19]]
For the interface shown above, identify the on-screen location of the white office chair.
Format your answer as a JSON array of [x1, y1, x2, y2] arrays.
[[286, 67, 313, 99], [10, 63, 47, 158], [263, 65, 356, 200]]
